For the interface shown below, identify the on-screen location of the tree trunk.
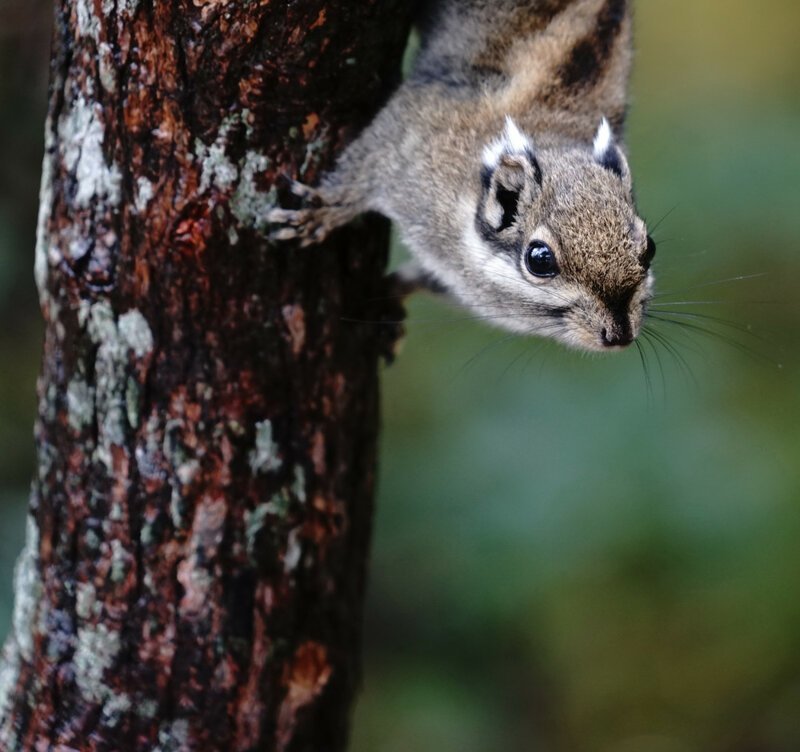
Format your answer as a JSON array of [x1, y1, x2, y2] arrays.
[[0, 1, 412, 749]]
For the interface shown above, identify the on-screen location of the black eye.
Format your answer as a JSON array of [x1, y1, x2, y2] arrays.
[[525, 241, 559, 278], [642, 235, 656, 269]]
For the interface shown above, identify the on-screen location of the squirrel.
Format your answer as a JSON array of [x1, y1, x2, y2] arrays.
[[267, 0, 656, 352]]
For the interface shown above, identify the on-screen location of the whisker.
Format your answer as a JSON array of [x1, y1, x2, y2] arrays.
[[649, 299, 775, 307], [634, 338, 654, 402], [455, 332, 521, 379], [340, 310, 559, 327], [640, 330, 667, 396], [646, 315, 774, 365], [498, 339, 543, 383], [643, 326, 698, 388], [647, 205, 679, 235], [649, 300, 729, 307], [648, 309, 766, 340], [652, 273, 767, 300]]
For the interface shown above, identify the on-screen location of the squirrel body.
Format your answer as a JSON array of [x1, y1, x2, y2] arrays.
[[269, 0, 655, 352]]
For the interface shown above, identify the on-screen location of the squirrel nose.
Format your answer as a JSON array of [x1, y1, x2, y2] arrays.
[[601, 326, 632, 348]]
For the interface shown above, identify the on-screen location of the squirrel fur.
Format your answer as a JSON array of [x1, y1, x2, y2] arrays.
[[268, 0, 656, 352]]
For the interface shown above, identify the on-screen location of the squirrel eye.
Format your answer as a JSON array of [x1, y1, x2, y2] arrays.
[[525, 241, 559, 278], [642, 235, 656, 269]]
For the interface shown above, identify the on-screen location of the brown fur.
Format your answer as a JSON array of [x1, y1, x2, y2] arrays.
[[268, 0, 654, 352]]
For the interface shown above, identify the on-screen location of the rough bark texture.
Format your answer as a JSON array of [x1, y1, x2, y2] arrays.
[[0, 1, 412, 749]]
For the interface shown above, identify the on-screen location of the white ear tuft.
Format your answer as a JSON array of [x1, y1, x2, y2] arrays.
[[592, 116, 631, 183], [483, 116, 534, 167], [504, 116, 530, 153], [482, 140, 505, 167], [593, 117, 613, 160]]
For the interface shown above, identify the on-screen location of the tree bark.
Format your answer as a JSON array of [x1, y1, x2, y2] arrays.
[[0, 1, 412, 750]]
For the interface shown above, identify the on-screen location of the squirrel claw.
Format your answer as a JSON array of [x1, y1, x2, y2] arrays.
[[267, 206, 335, 246], [267, 198, 356, 247]]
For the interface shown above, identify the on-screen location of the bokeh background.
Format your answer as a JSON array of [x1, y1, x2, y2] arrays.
[[1, 1, 799, 750]]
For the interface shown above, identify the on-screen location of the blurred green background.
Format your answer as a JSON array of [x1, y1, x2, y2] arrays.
[[1, 1, 799, 750]]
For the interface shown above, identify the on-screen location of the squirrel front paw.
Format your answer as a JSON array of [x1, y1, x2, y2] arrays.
[[266, 180, 356, 247]]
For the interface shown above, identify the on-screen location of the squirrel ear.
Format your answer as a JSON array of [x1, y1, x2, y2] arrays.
[[593, 118, 631, 187], [480, 118, 541, 232], [482, 117, 538, 175]]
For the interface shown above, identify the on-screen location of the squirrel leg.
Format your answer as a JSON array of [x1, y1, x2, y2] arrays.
[[266, 132, 384, 247], [265, 179, 367, 247]]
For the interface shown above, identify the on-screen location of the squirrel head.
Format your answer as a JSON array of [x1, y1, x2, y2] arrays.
[[469, 117, 655, 351]]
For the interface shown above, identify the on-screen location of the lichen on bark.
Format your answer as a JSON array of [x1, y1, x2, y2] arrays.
[[0, 1, 413, 749]]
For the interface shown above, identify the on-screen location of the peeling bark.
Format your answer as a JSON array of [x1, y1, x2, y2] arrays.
[[0, 2, 412, 750]]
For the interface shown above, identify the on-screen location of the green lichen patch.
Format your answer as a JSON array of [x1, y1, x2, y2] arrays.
[[109, 539, 130, 583], [86, 304, 154, 468], [249, 420, 283, 475], [134, 176, 155, 214], [75, 581, 98, 621], [11, 515, 42, 663], [66, 377, 95, 432], [196, 114, 241, 194], [98, 42, 117, 93], [59, 96, 122, 209], [118, 309, 154, 358], [299, 130, 330, 176], [292, 465, 307, 504], [73, 623, 122, 704], [231, 151, 275, 230], [0, 641, 21, 747], [154, 718, 190, 752], [34, 125, 55, 302], [283, 528, 303, 573], [125, 376, 140, 429], [75, 0, 101, 41], [245, 504, 271, 560], [100, 692, 132, 728]]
